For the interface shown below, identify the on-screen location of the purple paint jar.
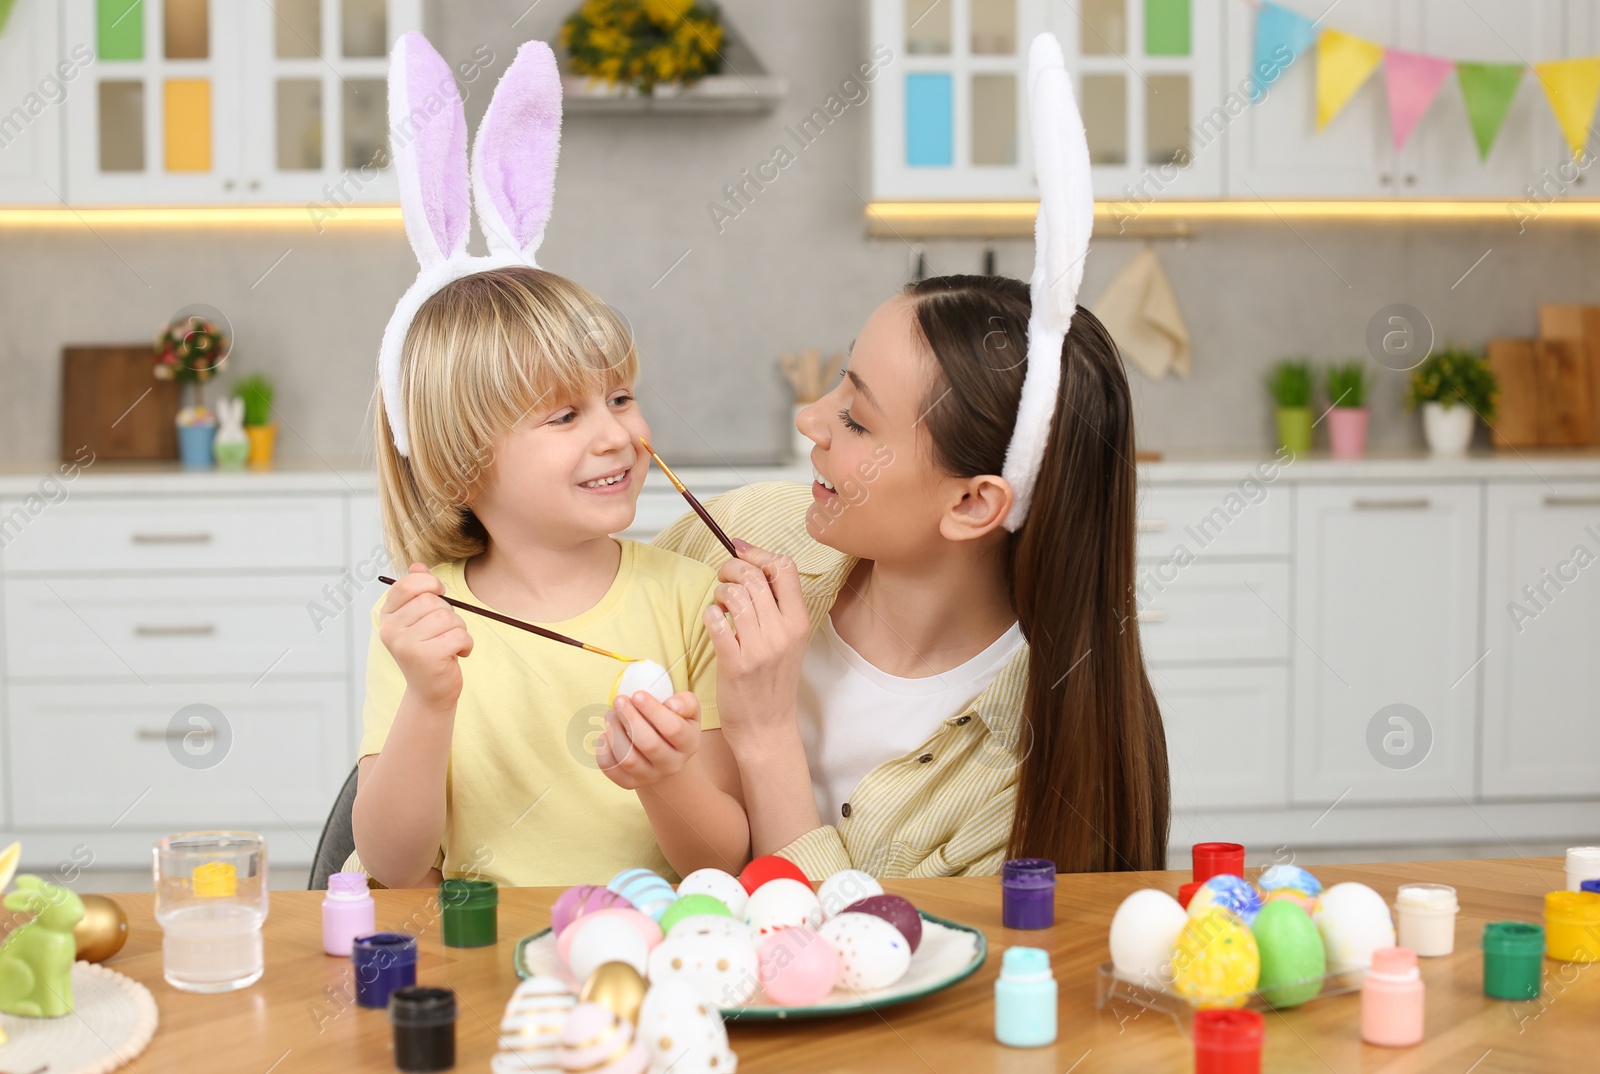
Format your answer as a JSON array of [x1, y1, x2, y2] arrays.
[[352, 932, 418, 1009], [1002, 858, 1056, 930]]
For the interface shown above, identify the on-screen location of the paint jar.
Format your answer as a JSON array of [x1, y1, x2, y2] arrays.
[[1001, 859, 1055, 930], [1543, 891, 1600, 963], [1481, 922, 1544, 1000], [1394, 883, 1457, 957], [1192, 843, 1246, 884], [323, 871, 376, 957], [440, 878, 498, 948], [1582, 879, 1600, 896], [1177, 880, 1202, 910], [353, 932, 419, 1009], [993, 946, 1056, 1048], [1193, 1008, 1263, 1074], [1566, 847, 1600, 892], [1361, 946, 1425, 1047], [389, 985, 457, 1073]]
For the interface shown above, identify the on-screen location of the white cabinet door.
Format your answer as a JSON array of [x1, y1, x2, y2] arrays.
[[1137, 561, 1289, 663], [1152, 665, 1288, 811], [0, 0, 68, 202], [1292, 483, 1482, 804], [1481, 481, 1600, 799], [1394, 0, 1566, 197], [345, 492, 389, 759], [1224, 0, 1401, 196]]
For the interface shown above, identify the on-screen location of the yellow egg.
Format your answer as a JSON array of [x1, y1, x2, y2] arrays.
[[1171, 907, 1260, 1009]]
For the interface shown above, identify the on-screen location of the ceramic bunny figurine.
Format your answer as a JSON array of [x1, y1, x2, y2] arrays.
[[0, 874, 85, 1017], [214, 396, 246, 446]]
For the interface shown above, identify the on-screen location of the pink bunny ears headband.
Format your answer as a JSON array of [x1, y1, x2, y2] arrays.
[[1000, 33, 1094, 532], [378, 31, 564, 458]]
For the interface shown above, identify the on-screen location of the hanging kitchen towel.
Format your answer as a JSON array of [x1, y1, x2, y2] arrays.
[[1091, 245, 1192, 380]]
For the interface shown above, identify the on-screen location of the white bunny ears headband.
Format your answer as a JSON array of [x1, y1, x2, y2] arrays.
[[999, 33, 1095, 532], [378, 31, 563, 457]]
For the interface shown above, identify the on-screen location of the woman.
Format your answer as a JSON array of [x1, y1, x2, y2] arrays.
[[652, 273, 1170, 877]]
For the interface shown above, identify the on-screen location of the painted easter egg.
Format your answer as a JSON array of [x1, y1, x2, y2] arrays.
[[1187, 874, 1264, 926], [743, 877, 823, 938], [558, 1002, 649, 1074], [817, 869, 884, 919], [557, 908, 661, 975], [818, 912, 912, 991], [610, 659, 673, 705], [666, 913, 751, 943], [647, 928, 761, 1007], [566, 915, 650, 983], [551, 884, 635, 936], [659, 893, 731, 936], [1252, 900, 1327, 1008], [676, 867, 750, 918], [1313, 882, 1395, 984], [1259, 863, 1323, 900], [1171, 908, 1261, 1009], [1108, 889, 1189, 989], [491, 976, 575, 1074], [608, 868, 678, 921], [578, 960, 649, 1026], [738, 854, 809, 894], [842, 894, 922, 954], [757, 925, 839, 1006], [1263, 888, 1320, 916], [635, 979, 735, 1074]]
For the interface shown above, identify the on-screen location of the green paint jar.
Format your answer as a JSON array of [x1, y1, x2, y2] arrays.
[[1482, 921, 1544, 1000], [439, 879, 498, 948]]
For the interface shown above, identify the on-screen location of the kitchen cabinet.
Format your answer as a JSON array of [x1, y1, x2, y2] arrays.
[[1291, 483, 1482, 805], [1152, 665, 1288, 811], [1481, 481, 1600, 799], [0, 0, 69, 203]]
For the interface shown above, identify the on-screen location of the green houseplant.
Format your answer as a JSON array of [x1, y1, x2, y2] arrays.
[[1403, 345, 1498, 456], [1266, 358, 1313, 456], [235, 374, 277, 469], [1324, 360, 1370, 460]]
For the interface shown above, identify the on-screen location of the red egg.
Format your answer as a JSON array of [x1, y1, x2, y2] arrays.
[[843, 894, 922, 953], [738, 855, 810, 895]]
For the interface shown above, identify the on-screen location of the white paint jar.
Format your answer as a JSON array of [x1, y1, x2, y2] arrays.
[[1394, 883, 1458, 957], [1567, 847, 1600, 893]]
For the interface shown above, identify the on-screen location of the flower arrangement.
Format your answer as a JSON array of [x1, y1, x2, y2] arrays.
[[1403, 344, 1498, 421], [154, 314, 229, 384], [560, 0, 724, 93]]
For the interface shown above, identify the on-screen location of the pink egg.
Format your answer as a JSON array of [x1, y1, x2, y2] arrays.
[[551, 884, 636, 935], [559, 1002, 649, 1074], [757, 927, 839, 1006], [557, 907, 662, 971], [842, 894, 922, 954]]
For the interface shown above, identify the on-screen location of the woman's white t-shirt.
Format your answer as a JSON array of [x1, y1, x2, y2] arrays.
[[796, 612, 1026, 823]]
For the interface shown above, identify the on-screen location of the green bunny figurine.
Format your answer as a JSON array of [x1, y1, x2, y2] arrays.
[[0, 875, 85, 1016]]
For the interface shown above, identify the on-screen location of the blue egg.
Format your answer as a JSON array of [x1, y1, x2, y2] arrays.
[[1258, 864, 1322, 899], [607, 867, 677, 921], [1188, 874, 1263, 926]]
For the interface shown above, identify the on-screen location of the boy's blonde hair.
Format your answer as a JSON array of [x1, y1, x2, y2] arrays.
[[374, 266, 637, 567]]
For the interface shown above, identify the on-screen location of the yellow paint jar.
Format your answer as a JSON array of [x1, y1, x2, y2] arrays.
[[1543, 891, 1600, 962]]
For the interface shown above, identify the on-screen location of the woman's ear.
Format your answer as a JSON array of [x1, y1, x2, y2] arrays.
[[939, 474, 1015, 543]]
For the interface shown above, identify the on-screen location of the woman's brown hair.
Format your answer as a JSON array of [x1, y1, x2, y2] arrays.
[[905, 274, 1170, 873]]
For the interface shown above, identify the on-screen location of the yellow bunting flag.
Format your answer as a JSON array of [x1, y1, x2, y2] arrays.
[[1534, 57, 1600, 157], [1317, 29, 1386, 130]]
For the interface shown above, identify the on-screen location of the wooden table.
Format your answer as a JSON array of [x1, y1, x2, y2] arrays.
[[63, 856, 1599, 1072]]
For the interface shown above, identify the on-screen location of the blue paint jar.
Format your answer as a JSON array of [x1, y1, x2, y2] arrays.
[[994, 946, 1057, 1047], [1581, 879, 1600, 896], [352, 931, 418, 1009]]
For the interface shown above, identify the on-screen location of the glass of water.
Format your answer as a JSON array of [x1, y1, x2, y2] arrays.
[[153, 831, 269, 993]]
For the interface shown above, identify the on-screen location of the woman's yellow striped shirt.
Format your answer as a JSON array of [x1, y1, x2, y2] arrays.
[[652, 481, 1028, 879]]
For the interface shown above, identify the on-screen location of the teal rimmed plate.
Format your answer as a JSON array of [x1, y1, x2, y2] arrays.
[[513, 912, 987, 1021]]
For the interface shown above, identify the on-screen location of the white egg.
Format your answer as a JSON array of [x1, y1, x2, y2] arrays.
[[648, 930, 760, 1007], [636, 980, 734, 1074], [666, 913, 752, 943], [676, 867, 750, 918], [567, 915, 650, 983], [611, 659, 674, 705], [1313, 882, 1396, 984], [742, 878, 822, 938], [819, 912, 911, 992], [817, 869, 884, 920], [1108, 889, 1188, 990]]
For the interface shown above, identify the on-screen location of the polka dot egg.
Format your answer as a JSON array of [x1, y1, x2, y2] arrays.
[[743, 877, 822, 938], [818, 911, 911, 991], [676, 867, 750, 919], [635, 979, 735, 1074], [647, 928, 760, 1007]]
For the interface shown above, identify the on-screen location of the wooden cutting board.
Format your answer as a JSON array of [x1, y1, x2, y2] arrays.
[[1487, 338, 1540, 447], [1533, 339, 1593, 446], [60, 345, 181, 462]]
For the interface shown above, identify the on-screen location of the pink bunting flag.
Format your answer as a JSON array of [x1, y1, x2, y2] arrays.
[[1384, 48, 1455, 151]]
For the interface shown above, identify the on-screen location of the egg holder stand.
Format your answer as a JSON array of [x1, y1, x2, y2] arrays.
[[1093, 962, 1365, 1039], [512, 912, 988, 1022]]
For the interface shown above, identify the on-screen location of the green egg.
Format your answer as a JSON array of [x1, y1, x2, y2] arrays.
[[1252, 900, 1326, 1009], [657, 892, 731, 934]]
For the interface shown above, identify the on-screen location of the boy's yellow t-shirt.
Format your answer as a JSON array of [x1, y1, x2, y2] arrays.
[[357, 539, 721, 886]]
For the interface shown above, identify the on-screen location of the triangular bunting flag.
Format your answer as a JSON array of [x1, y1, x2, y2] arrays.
[[1533, 57, 1600, 158], [1317, 29, 1385, 129], [1384, 49, 1455, 151], [1250, 1, 1318, 99], [1457, 62, 1525, 161]]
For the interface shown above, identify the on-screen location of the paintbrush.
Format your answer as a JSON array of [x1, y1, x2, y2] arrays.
[[377, 575, 635, 662], [637, 437, 739, 558]]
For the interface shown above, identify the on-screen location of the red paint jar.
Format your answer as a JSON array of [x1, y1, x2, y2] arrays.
[[1192, 843, 1246, 884], [1194, 1008, 1264, 1074]]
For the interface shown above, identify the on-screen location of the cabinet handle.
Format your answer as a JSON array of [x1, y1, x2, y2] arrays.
[[134, 623, 216, 637], [1379, 172, 1393, 185], [1544, 495, 1600, 507], [1137, 519, 1167, 533], [1403, 173, 1417, 186], [130, 532, 214, 544], [248, 179, 261, 191], [223, 179, 235, 191], [1137, 609, 1168, 623], [1352, 497, 1431, 510], [136, 727, 214, 741]]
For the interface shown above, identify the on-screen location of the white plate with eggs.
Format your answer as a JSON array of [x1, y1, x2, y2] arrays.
[[514, 912, 988, 1021]]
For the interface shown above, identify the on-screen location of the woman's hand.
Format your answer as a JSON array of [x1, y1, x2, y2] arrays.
[[597, 691, 702, 789], [702, 541, 811, 757], [378, 562, 473, 710]]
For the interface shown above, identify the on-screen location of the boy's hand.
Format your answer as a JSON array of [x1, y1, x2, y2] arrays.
[[596, 690, 701, 789], [378, 562, 474, 710]]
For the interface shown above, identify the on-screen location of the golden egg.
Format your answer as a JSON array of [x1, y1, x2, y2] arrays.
[[74, 894, 130, 963], [578, 960, 648, 1025]]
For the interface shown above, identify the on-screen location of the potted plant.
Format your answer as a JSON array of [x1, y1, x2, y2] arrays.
[[1324, 360, 1370, 460], [236, 374, 278, 468], [1266, 358, 1313, 457], [1403, 344, 1498, 457], [560, 0, 724, 97], [155, 314, 229, 468]]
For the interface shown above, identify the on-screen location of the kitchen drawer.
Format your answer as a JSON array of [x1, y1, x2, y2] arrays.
[[0, 495, 345, 574], [1137, 483, 1291, 560], [1151, 665, 1288, 811], [1136, 562, 1290, 663], [6, 681, 349, 828], [4, 574, 348, 680]]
